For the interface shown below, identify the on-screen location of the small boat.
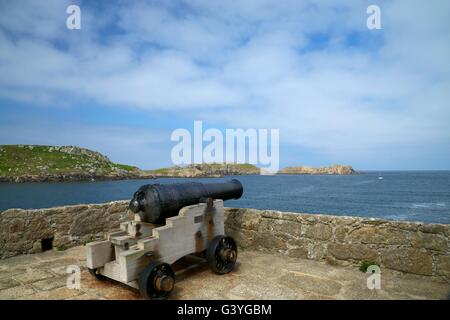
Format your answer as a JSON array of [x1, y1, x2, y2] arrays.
[[378, 176, 383, 180]]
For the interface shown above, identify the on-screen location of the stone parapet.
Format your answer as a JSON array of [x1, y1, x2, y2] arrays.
[[224, 208, 450, 282], [1, 202, 449, 282]]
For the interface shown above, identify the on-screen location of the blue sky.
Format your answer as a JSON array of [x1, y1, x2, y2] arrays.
[[0, 0, 449, 170]]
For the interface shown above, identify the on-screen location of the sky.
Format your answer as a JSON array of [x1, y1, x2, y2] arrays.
[[0, 0, 449, 170]]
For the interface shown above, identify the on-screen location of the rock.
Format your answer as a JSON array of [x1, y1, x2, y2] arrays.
[[334, 226, 348, 242], [8, 218, 25, 233], [69, 209, 104, 236], [303, 223, 332, 241], [435, 256, 450, 279], [225, 208, 261, 231], [278, 164, 355, 175], [410, 232, 448, 252], [272, 220, 302, 239], [25, 217, 52, 241], [328, 243, 378, 261], [30, 241, 42, 254], [419, 224, 449, 235], [348, 226, 409, 245], [0, 145, 154, 183], [308, 243, 327, 259], [381, 248, 433, 276], [225, 228, 258, 249], [150, 163, 261, 177], [288, 247, 309, 259]]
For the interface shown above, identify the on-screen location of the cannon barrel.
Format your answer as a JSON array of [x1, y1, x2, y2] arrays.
[[129, 179, 243, 223]]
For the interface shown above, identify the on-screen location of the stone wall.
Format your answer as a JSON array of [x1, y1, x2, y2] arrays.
[[0, 201, 131, 259], [1, 202, 449, 282], [224, 208, 450, 282]]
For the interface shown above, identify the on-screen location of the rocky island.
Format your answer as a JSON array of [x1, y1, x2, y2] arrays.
[[0, 145, 356, 182], [149, 163, 261, 178], [278, 164, 355, 175], [0, 145, 154, 182]]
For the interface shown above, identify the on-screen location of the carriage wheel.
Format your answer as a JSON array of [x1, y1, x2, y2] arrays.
[[88, 268, 106, 280], [207, 235, 238, 274], [139, 262, 175, 300]]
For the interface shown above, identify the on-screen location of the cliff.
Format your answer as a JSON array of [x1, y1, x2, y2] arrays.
[[149, 163, 261, 177], [0, 145, 154, 182], [278, 164, 355, 175]]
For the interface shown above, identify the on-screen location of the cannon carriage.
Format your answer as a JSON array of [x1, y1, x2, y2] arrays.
[[86, 179, 242, 299]]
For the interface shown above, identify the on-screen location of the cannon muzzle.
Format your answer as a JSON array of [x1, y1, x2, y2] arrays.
[[129, 179, 243, 223]]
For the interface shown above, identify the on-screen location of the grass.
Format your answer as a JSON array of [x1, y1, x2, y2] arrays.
[[149, 163, 260, 174], [0, 145, 141, 177], [56, 244, 68, 251], [359, 260, 380, 273]]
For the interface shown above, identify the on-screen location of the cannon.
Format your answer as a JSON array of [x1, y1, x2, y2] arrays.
[[86, 179, 243, 299], [129, 179, 243, 223]]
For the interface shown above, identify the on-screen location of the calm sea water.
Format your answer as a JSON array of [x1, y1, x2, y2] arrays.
[[0, 171, 449, 224]]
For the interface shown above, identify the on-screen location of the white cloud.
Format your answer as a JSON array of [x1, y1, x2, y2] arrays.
[[0, 0, 449, 168]]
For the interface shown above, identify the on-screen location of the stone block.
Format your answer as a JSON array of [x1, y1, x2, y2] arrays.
[[25, 216, 53, 241], [334, 226, 347, 242], [308, 243, 326, 259], [8, 218, 25, 233], [348, 226, 409, 245], [328, 243, 378, 261], [13, 270, 54, 284], [419, 224, 449, 235], [435, 255, 450, 279], [31, 276, 67, 291], [0, 285, 36, 299], [69, 209, 105, 236], [273, 220, 302, 238], [287, 247, 308, 259], [381, 248, 433, 276], [410, 232, 447, 252], [225, 228, 258, 250], [304, 223, 332, 241]]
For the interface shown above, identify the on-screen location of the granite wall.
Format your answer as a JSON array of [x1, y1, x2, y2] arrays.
[[0, 201, 131, 259], [1, 201, 449, 282], [224, 208, 450, 282]]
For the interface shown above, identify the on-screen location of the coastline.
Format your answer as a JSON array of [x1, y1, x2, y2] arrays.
[[0, 173, 156, 183], [0, 172, 358, 183]]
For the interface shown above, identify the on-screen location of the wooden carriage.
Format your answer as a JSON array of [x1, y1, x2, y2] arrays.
[[86, 199, 237, 299]]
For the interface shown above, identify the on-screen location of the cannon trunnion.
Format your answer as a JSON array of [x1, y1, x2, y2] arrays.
[[86, 180, 242, 300]]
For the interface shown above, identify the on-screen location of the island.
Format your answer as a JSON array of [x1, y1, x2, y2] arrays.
[[148, 163, 260, 178], [0, 145, 154, 182], [0, 145, 356, 182], [278, 164, 355, 175]]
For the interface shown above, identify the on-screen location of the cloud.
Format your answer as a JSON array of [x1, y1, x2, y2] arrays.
[[0, 0, 449, 168]]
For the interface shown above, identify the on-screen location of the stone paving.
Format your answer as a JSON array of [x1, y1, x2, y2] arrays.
[[0, 246, 449, 300]]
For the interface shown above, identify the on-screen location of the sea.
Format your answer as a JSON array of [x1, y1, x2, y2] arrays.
[[0, 171, 449, 224]]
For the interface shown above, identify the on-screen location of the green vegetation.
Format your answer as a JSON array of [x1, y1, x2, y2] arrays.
[[359, 260, 380, 273], [56, 244, 67, 251], [0, 145, 261, 181], [0, 145, 141, 177], [148, 163, 260, 177]]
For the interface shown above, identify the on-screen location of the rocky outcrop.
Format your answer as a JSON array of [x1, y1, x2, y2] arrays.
[[52, 146, 110, 162], [0, 172, 154, 183], [1, 202, 448, 282], [0, 145, 155, 182], [150, 163, 261, 177], [278, 164, 355, 175]]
